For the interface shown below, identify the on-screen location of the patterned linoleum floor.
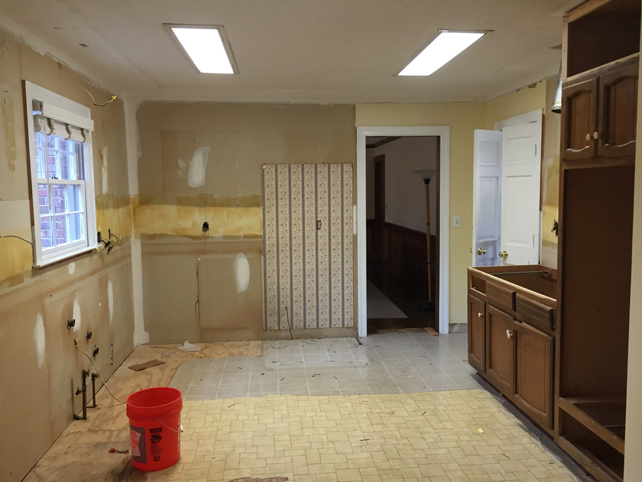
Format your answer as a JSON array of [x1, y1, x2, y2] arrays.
[[170, 333, 480, 400], [149, 390, 581, 482]]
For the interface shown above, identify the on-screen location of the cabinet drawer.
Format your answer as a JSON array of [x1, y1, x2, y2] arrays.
[[486, 281, 515, 312], [515, 294, 555, 332]]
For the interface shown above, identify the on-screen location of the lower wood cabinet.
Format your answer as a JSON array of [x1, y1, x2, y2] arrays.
[[485, 305, 514, 394], [467, 295, 486, 373], [513, 322, 553, 429], [467, 289, 555, 433]]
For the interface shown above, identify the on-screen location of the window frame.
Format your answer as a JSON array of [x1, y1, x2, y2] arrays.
[[24, 81, 97, 268]]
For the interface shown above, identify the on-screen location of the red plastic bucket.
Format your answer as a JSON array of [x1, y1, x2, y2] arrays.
[[126, 387, 182, 471]]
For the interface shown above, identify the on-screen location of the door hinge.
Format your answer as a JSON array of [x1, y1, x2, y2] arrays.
[[535, 144, 537, 156]]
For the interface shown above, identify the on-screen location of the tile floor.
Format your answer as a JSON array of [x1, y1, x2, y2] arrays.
[[170, 333, 482, 401], [152, 390, 581, 482]]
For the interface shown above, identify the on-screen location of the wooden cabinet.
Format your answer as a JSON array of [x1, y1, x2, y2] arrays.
[[561, 59, 638, 162], [561, 77, 597, 161], [467, 295, 486, 373], [598, 62, 638, 158], [513, 322, 554, 429], [485, 305, 514, 395], [467, 266, 557, 435]]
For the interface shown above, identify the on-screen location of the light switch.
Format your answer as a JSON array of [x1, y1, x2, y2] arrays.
[[452, 215, 461, 228]]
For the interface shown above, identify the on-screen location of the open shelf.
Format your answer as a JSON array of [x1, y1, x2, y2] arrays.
[[559, 396, 626, 454]]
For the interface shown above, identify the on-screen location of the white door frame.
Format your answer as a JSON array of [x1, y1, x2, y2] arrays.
[[357, 126, 450, 336]]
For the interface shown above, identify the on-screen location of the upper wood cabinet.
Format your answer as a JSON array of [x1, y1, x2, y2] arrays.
[[598, 62, 638, 158], [467, 295, 486, 373], [561, 77, 597, 161], [561, 59, 639, 162]]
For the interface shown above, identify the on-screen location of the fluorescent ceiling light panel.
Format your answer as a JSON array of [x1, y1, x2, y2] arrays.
[[399, 31, 486, 76], [170, 26, 235, 74]]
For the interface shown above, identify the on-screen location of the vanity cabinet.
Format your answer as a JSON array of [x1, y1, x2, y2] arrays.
[[467, 266, 557, 432]]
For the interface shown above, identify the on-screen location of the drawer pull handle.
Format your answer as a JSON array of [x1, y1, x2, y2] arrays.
[[506, 330, 512, 339]]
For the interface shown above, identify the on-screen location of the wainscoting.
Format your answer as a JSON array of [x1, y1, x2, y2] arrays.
[[368, 220, 436, 300]]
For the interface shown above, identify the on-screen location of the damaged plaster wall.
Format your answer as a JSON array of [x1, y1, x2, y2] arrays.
[[0, 29, 135, 482], [136, 103, 356, 342]]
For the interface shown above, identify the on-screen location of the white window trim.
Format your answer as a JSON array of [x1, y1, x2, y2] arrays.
[[24, 81, 98, 268]]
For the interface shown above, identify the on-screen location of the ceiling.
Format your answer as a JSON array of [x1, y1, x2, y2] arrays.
[[0, 0, 580, 103]]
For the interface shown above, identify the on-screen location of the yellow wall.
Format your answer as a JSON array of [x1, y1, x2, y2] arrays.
[[0, 29, 135, 482], [356, 80, 556, 326], [355, 102, 487, 326], [623, 35, 642, 482]]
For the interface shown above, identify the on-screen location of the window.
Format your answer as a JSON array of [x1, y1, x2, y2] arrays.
[[24, 82, 97, 267]]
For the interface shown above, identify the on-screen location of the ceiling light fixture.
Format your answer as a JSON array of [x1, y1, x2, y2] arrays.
[[165, 24, 237, 74], [398, 30, 488, 76]]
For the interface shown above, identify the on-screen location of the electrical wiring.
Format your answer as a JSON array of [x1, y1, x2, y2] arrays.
[[0, 234, 33, 245], [75, 343, 126, 405], [59, 63, 117, 107]]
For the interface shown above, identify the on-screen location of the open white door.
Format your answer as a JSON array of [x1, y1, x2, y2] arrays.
[[472, 130, 502, 267], [500, 122, 542, 266]]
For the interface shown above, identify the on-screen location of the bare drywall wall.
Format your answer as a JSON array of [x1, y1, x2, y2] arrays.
[[136, 103, 356, 343], [0, 29, 135, 482]]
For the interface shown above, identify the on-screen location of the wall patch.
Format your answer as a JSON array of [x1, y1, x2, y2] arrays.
[[107, 279, 114, 323], [100, 146, 109, 194], [180, 146, 211, 188], [73, 299, 82, 332], [234, 253, 250, 293], [34, 314, 46, 367]]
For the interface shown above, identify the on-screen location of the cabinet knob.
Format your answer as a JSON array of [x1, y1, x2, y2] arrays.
[[477, 312, 483, 318], [586, 133, 591, 142], [506, 330, 513, 339], [499, 250, 508, 259], [593, 131, 599, 140], [477, 247, 487, 255]]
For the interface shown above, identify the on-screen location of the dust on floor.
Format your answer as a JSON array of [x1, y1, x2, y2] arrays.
[[23, 341, 261, 482], [26, 387, 580, 481]]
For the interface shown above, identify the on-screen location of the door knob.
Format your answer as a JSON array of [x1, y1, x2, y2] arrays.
[[585, 133, 591, 142], [506, 330, 512, 339], [477, 312, 483, 318], [477, 248, 487, 255], [499, 251, 508, 259], [593, 131, 599, 140]]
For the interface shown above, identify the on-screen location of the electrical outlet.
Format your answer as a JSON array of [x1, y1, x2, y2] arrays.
[[452, 215, 461, 228]]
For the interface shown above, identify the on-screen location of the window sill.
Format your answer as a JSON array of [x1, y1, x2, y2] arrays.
[[33, 245, 98, 269]]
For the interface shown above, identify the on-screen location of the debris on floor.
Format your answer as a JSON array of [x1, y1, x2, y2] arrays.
[[108, 448, 129, 454], [128, 359, 165, 371], [179, 340, 201, 351]]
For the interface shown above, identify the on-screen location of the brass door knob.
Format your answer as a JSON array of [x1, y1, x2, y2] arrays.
[[499, 250, 509, 259], [470, 248, 473, 253], [477, 248, 487, 255]]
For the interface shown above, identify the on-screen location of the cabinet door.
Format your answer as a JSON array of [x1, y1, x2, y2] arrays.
[[485, 305, 514, 394], [561, 77, 597, 161], [467, 295, 486, 373], [513, 321, 553, 429], [598, 61, 638, 158]]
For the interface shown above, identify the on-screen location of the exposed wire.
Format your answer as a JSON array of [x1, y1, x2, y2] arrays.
[[59, 63, 117, 107], [75, 344, 126, 405], [0, 234, 33, 246]]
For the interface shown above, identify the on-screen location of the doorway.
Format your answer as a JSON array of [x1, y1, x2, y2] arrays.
[[357, 126, 451, 337]]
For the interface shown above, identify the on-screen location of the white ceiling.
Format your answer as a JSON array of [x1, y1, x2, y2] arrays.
[[0, 0, 578, 103]]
